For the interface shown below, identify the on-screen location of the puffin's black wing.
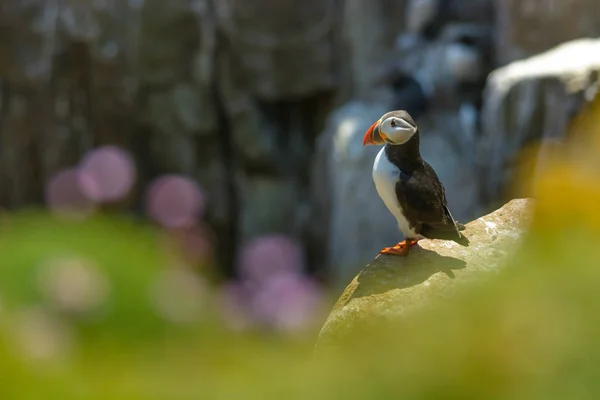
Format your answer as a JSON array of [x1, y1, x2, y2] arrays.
[[395, 163, 469, 246]]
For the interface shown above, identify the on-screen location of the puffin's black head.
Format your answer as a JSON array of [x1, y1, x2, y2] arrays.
[[363, 110, 417, 146]]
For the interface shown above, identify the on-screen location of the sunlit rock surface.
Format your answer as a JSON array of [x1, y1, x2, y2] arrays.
[[316, 198, 533, 347]]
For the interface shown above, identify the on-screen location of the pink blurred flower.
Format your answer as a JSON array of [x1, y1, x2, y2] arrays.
[[238, 235, 304, 283], [145, 175, 205, 228], [219, 270, 325, 334], [45, 169, 99, 218], [79, 145, 136, 202], [251, 272, 324, 333]]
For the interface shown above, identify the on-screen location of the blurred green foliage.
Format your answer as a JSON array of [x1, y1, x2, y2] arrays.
[[3, 205, 600, 399], [1, 96, 600, 399]]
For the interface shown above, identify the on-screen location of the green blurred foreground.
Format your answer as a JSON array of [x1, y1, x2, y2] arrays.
[[2, 97, 600, 398], [4, 207, 600, 399]]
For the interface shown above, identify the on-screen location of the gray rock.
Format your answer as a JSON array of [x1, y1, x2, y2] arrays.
[[214, 0, 343, 100], [405, 0, 439, 35], [211, 0, 344, 267], [495, 0, 600, 65], [392, 23, 491, 110], [342, 0, 408, 96], [403, 0, 493, 38], [445, 0, 493, 25], [438, 23, 491, 83], [478, 38, 600, 206], [316, 198, 533, 348]]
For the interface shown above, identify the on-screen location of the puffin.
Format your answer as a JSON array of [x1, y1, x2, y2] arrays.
[[363, 110, 469, 256]]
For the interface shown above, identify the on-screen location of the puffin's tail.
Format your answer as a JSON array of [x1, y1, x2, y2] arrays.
[[455, 232, 470, 247], [455, 221, 469, 246]]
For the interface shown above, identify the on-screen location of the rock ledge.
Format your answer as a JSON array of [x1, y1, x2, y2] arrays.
[[317, 198, 533, 347]]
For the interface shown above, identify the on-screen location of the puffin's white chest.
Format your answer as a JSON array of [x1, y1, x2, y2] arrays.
[[372, 147, 417, 238]]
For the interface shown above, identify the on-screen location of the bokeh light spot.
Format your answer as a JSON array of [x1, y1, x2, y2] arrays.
[[238, 235, 304, 283], [251, 272, 324, 333], [37, 256, 111, 316], [79, 145, 136, 202], [13, 307, 74, 363], [146, 175, 205, 229]]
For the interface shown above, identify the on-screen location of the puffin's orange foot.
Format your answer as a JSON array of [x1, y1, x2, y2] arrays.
[[379, 239, 419, 256]]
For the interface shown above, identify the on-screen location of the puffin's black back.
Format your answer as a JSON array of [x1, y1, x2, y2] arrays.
[[383, 124, 469, 246]]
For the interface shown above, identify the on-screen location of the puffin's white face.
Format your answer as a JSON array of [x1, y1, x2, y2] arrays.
[[378, 115, 417, 145], [363, 112, 417, 146]]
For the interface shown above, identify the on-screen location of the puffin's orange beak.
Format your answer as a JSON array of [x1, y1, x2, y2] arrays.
[[363, 119, 386, 146]]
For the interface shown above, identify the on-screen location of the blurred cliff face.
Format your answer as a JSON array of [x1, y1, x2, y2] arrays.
[[0, 0, 344, 280], [0, 0, 599, 285]]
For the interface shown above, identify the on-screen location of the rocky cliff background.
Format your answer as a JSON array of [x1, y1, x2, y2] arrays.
[[1, 0, 599, 287]]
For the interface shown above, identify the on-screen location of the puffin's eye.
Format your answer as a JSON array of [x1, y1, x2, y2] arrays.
[[390, 119, 397, 127]]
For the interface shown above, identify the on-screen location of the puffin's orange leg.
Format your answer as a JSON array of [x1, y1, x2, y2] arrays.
[[379, 239, 419, 256]]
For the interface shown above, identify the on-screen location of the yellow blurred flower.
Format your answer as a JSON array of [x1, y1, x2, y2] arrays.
[[520, 93, 600, 232]]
